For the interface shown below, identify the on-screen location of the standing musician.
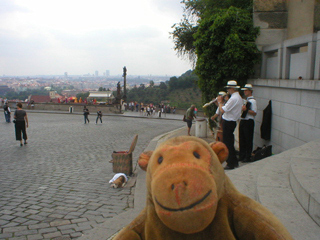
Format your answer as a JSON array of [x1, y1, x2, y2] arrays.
[[209, 91, 229, 142], [239, 84, 257, 162], [217, 80, 243, 170]]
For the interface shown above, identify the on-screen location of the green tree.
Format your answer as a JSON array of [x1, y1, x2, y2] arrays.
[[171, 0, 253, 66], [76, 92, 89, 100], [5, 88, 49, 100], [194, 6, 260, 102], [159, 82, 167, 90], [168, 76, 178, 90]]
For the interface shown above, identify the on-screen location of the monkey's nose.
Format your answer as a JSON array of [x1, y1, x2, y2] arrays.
[[171, 181, 188, 190]]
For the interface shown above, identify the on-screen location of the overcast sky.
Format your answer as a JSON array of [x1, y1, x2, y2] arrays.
[[0, 0, 192, 77]]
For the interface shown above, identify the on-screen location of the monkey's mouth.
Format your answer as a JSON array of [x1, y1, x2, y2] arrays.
[[155, 190, 212, 212]]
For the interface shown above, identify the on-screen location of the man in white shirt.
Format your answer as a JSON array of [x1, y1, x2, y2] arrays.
[[217, 80, 243, 170], [239, 84, 257, 162]]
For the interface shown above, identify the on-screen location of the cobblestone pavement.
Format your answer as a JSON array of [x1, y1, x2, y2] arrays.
[[0, 113, 184, 240]]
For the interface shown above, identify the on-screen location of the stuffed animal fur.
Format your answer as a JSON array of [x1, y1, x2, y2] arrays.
[[109, 173, 128, 188], [113, 136, 293, 240]]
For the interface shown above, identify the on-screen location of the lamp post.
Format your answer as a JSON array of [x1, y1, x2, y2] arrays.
[[123, 66, 127, 102]]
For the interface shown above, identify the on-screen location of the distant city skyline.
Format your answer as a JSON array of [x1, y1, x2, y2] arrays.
[[0, 0, 192, 76]]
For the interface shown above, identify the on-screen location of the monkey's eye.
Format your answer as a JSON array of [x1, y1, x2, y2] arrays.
[[193, 152, 200, 159], [158, 156, 163, 164]]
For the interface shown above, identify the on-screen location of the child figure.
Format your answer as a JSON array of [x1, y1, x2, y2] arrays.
[[96, 109, 102, 124]]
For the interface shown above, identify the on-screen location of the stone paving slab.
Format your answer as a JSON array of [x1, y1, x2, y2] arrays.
[[0, 112, 185, 240]]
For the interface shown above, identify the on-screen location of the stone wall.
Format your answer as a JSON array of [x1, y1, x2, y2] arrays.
[[254, 0, 320, 48], [253, 0, 288, 48], [248, 78, 320, 154]]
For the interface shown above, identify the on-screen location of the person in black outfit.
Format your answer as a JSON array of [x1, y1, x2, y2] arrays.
[[239, 84, 257, 162], [96, 109, 102, 124], [83, 106, 90, 124], [14, 102, 28, 146]]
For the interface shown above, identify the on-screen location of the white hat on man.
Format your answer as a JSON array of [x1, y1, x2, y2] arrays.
[[225, 80, 240, 89], [218, 91, 227, 96], [241, 84, 253, 91]]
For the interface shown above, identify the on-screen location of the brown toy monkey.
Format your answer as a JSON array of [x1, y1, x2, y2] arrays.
[[113, 136, 293, 240]]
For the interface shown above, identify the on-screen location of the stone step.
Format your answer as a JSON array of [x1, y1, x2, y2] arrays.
[[287, 140, 320, 227], [227, 139, 320, 240]]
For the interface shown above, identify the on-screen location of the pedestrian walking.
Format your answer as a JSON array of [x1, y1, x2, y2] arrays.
[[14, 102, 28, 146], [83, 106, 90, 124], [96, 109, 102, 124], [3, 103, 11, 123]]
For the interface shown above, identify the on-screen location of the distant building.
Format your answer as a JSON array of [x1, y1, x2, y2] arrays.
[[95, 71, 99, 77], [61, 90, 84, 97], [106, 70, 110, 77], [49, 91, 62, 99], [87, 91, 115, 104], [0, 85, 11, 95], [28, 95, 51, 103]]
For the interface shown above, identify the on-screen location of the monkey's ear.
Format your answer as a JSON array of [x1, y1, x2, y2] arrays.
[[209, 142, 229, 164], [138, 151, 153, 171]]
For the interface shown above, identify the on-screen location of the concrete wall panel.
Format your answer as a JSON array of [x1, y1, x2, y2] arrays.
[[279, 79, 296, 88], [281, 133, 306, 150], [270, 100, 282, 117], [296, 80, 316, 89], [301, 90, 320, 109], [256, 29, 287, 46], [272, 115, 296, 137], [254, 0, 287, 12], [298, 123, 320, 142], [249, 78, 320, 153], [281, 103, 315, 126], [290, 52, 308, 79], [316, 109, 320, 128], [266, 57, 279, 78], [270, 88, 301, 105]]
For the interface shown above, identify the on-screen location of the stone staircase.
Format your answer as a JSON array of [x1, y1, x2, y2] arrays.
[[227, 139, 320, 240]]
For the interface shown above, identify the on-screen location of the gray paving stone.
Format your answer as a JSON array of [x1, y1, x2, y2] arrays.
[[42, 231, 62, 239], [38, 227, 58, 234], [28, 223, 50, 230], [0, 232, 13, 239], [0, 112, 183, 239], [26, 234, 44, 240], [1, 222, 20, 228], [0, 219, 9, 225], [50, 220, 71, 227], [14, 230, 38, 237], [3, 226, 28, 233], [12, 217, 29, 224], [21, 220, 39, 226], [56, 224, 77, 231]]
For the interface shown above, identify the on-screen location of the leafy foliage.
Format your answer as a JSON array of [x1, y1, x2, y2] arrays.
[[5, 88, 49, 100], [126, 70, 201, 108], [171, 0, 253, 65], [76, 92, 90, 100], [194, 6, 260, 103], [171, 18, 198, 65]]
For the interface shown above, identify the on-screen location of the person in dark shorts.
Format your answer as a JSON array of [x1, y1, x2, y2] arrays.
[[96, 109, 102, 124], [185, 104, 196, 136], [14, 102, 28, 146], [83, 106, 90, 124]]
